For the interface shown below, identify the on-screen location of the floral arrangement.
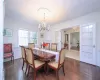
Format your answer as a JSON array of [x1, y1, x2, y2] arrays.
[[42, 42, 48, 48]]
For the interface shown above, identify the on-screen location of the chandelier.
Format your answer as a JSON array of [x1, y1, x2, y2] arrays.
[[38, 8, 51, 31]]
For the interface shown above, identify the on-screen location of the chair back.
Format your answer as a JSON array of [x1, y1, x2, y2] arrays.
[[4, 43, 12, 53], [25, 48, 35, 67], [28, 43, 35, 49], [58, 48, 67, 66], [45, 43, 50, 50], [51, 43, 57, 51], [20, 46, 26, 59]]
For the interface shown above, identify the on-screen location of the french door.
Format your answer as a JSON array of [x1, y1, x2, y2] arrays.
[[80, 24, 96, 65]]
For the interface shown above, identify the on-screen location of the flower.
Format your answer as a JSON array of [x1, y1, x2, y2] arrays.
[[42, 43, 48, 48]]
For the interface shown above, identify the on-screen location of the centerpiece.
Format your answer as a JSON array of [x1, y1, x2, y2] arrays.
[[42, 42, 48, 49]]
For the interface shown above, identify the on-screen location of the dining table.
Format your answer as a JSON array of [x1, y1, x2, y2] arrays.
[[33, 48, 59, 62], [33, 48, 59, 73]]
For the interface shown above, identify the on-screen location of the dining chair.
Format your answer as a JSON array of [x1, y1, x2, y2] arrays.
[[51, 43, 57, 52], [4, 43, 14, 62], [28, 43, 35, 49], [20, 46, 27, 72], [45, 43, 50, 50], [47, 48, 67, 80], [25, 48, 45, 80]]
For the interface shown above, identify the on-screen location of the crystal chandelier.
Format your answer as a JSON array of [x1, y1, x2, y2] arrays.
[[38, 8, 51, 31]]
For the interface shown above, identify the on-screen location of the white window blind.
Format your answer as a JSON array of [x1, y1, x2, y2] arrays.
[[18, 30, 28, 46]]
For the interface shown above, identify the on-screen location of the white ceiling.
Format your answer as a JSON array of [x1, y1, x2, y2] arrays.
[[4, 0, 100, 25]]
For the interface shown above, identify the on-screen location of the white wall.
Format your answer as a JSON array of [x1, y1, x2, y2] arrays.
[[0, 0, 3, 79], [38, 30, 52, 46], [51, 11, 100, 66], [4, 17, 38, 60], [4, 16, 53, 61]]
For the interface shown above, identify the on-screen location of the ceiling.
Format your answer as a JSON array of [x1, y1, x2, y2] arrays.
[[4, 0, 100, 25]]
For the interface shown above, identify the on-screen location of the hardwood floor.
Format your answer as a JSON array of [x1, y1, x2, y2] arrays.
[[4, 58, 100, 80]]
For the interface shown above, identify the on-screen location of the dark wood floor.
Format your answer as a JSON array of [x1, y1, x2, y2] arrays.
[[4, 58, 100, 80]]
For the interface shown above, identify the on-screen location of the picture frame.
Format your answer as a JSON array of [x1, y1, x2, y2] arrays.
[[40, 33, 44, 38], [3, 28, 13, 37]]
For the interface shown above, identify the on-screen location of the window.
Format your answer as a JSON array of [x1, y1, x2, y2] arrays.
[[18, 30, 37, 46], [29, 32, 37, 44], [18, 30, 28, 46]]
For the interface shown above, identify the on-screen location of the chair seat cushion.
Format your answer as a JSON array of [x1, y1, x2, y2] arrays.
[[48, 61, 58, 69], [4, 53, 13, 58], [30, 60, 45, 68]]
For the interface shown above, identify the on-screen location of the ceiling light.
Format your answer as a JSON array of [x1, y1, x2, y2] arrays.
[[38, 8, 51, 31]]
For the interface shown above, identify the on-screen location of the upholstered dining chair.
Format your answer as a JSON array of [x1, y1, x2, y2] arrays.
[[25, 48, 45, 80], [28, 43, 35, 49], [47, 48, 67, 80], [51, 43, 57, 52], [20, 46, 27, 72], [4, 43, 14, 62]]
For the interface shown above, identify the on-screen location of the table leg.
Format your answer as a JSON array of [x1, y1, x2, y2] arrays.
[[44, 61, 48, 75]]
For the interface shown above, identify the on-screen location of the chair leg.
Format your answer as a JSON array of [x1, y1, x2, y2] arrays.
[[27, 65, 30, 77], [62, 64, 65, 76], [11, 56, 14, 63], [13, 56, 14, 62], [11, 55, 14, 63], [22, 60, 24, 70], [11, 57, 12, 62], [56, 70, 59, 80], [33, 70, 37, 80], [46, 65, 49, 75], [12, 56, 14, 63], [25, 63, 28, 74], [44, 63, 48, 75]]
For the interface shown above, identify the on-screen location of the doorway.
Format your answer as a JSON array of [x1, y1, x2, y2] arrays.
[[70, 32, 80, 51], [62, 26, 80, 61], [62, 26, 80, 51]]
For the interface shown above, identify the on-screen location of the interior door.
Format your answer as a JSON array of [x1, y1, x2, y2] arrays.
[[80, 24, 96, 65], [55, 31, 62, 50]]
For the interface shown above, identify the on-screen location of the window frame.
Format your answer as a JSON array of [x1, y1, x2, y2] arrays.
[[18, 29, 29, 46], [18, 29, 38, 46], [29, 31, 38, 44]]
